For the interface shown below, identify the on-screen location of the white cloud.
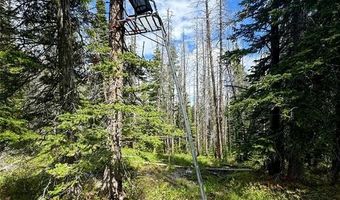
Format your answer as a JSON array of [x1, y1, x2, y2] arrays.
[[125, 0, 199, 58], [124, 0, 257, 102], [242, 54, 258, 73]]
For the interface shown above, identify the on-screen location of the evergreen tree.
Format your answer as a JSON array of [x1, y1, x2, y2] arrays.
[[232, 0, 340, 181]]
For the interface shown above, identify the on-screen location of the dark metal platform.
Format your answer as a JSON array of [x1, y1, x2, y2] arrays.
[[122, 13, 163, 36]]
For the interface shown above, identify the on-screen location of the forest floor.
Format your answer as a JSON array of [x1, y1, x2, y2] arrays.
[[0, 149, 339, 199], [123, 148, 340, 200]]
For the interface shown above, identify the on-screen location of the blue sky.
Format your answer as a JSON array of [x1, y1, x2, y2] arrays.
[[89, 0, 256, 102], [89, 0, 244, 56], [89, 0, 257, 71]]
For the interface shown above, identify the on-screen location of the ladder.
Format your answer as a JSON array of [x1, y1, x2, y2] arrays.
[[120, 2, 207, 199]]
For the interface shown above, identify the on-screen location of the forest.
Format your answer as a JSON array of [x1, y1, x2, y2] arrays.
[[0, 0, 339, 199]]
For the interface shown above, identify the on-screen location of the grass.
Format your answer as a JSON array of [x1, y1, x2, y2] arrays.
[[1, 149, 339, 199], [122, 148, 340, 200], [122, 148, 225, 169], [0, 153, 49, 200]]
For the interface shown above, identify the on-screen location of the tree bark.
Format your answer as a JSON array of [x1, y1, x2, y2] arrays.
[[218, 0, 224, 157], [205, 0, 222, 159], [268, 106, 284, 175], [200, 22, 208, 156], [57, 0, 76, 112], [181, 30, 189, 153], [268, 0, 284, 175], [287, 3, 304, 180], [104, 0, 125, 199], [195, 21, 201, 155], [287, 110, 303, 180]]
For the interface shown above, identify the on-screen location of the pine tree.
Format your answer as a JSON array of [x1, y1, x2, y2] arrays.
[[233, 0, 340, 180]]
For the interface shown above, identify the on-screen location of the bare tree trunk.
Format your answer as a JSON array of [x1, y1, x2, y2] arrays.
[[195, 21, 201, 155], [181, 30, 189, 153], [225, 53, 237, 153], [103, 0, 125, 199], [165, 9, 176, 154], [201, 22, 209, 156], [205, 0, 222, 159], [57, 0, 76, 112], [226, 92, 232, 153], [218, 0, 224, 157]]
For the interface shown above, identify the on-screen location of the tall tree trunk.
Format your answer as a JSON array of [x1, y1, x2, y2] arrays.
[[287, 109, 303, 180], [287, 3, 304, 180], [270, 5, 280, 71], [195, 21, 201, 155], [181, 30, 189, 153], [268, 0, 284, 175], [164, 9, 175, 154], [104, 0, 125, 199], [205, 0, 222, 159], [57, 0, 76, 112], [226, 93, 232, 153], [201, 22, 209, 155], [218, 0, 224, 157], [269, 106, 284, 175]]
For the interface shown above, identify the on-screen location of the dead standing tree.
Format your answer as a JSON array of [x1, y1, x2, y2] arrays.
[[204, 0, 222, 159]]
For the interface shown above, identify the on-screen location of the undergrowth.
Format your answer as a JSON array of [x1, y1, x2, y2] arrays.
[[1, 148, 339, 200]]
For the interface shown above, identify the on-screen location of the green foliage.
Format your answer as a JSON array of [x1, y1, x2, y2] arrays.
[[0, 49, 41, 101], [2, 0, 339, 199], [0, 164, 49, 200], [122, 104, 182, 151], [47, 163, 74, 179], [229, 0, 340, 178], [9, 102, 111, 198], [1, 94, 179, 198], [0, 106, 39, 150]]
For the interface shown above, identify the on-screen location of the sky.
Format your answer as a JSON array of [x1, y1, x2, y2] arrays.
[[90, 0, 247, 59], [131, 0, 243, 57], [123, 0, 256, 70], [90, 0, 256, 103], [124, 0, 256, 103]]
